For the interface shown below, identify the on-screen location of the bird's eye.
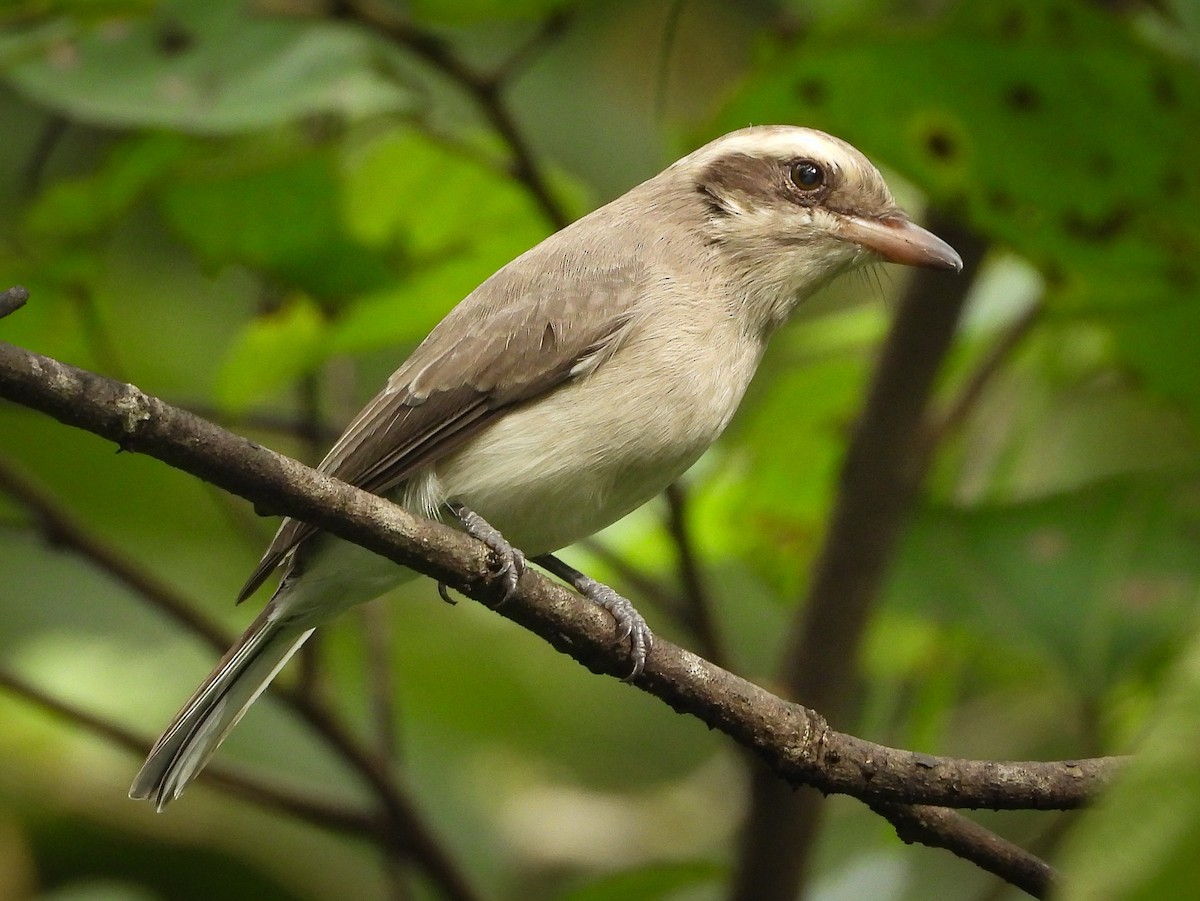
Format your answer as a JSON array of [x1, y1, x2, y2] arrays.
[[789, 160, 825, 191]]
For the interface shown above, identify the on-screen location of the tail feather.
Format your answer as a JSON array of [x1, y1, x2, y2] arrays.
[[130, 608, 312, 811]]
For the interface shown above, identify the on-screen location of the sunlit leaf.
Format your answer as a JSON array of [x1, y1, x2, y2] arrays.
[[215, 294, 327, 413], [332, 127, 550, 352]]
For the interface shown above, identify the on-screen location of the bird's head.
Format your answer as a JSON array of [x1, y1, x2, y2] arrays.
[[670, 125, 962, 330]]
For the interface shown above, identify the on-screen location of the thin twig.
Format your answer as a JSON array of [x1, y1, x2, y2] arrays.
[[0, 452, 233, 653], [1, 286, 29, 319], [490, 9, 573, 84], [362, 599, 408, 901], [578, 536, 682, 615], [0, 668, 378, 837], [0, 452, 480, 901], [664, 482, 728, 667], [362, 599, 399, 765], [872, 802, 1055, 899], [333, 0, 570, 229], [653, 0, 686, 125], [21, 114, 69, 196], [924, 297, 1045, 449]]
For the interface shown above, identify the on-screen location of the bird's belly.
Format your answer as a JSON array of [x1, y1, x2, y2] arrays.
[[432, 331, 760, 555]]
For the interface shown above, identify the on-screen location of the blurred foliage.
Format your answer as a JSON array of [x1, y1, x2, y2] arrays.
[[0, 0, 1198, 899]]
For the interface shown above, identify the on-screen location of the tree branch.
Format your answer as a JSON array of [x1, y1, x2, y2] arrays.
[[0, 454, 478, 901], [0, 667, 379, 838], [870, 801, 1055, 898], [0, 327, 1119, 814], [0, 285, 28, 319], [664, 482, 729, 666], [330, 0, 571, 229], [731, 215, 1013, 900], [924, 296, 1044, 447]]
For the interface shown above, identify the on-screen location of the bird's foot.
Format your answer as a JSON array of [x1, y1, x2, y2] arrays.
[[575, 576, 653, 680], [446, 501, 526, 603]]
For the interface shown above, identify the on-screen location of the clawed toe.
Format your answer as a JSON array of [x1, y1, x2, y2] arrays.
[[447, 500, 526, 604], [577, 578, 653, 680], [488, 544, 525, 603]]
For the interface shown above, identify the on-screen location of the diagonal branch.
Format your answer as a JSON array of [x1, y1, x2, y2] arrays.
[[871, 801, 1055, 898], [0, 667, 378, 838], [0, 454, 478, 901], [731, 216, 1041, 900], [0, 325, 1120, 815], [664, 481, 729, 666], [330, 0, 570, 229], [0, 285, 29, 319], [0, 452, 233, 652]]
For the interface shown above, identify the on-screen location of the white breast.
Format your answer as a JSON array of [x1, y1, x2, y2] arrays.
[[427, 303, 764, 555]]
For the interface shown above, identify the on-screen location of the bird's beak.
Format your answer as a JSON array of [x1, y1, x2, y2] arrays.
[[836, 213, 963, 272]]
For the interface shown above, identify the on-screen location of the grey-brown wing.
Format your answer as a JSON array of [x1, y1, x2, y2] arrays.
[[237, 259, 644, 601]]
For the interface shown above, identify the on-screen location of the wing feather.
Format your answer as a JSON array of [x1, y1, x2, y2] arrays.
[[237, 258, 644, 601]]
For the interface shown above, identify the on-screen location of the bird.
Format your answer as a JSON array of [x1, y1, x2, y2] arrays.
[[130, 125, 962, 809]]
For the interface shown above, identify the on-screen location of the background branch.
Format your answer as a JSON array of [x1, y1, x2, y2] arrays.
[[329, 0, 571, 229], [0, 668, 380, 839], [0, 454, 477, 901], [731, 215, 1004, 900], [871, 801, 1056, 899], [0, 285, 28, 319]]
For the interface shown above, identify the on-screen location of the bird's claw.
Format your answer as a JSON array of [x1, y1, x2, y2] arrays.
[[577, 578, 653, 680], [487, 543, 526, 604], [449, 501, 525, 604]]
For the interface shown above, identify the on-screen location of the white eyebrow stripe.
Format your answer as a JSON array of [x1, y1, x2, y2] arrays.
[[679, 126, 853, 169]]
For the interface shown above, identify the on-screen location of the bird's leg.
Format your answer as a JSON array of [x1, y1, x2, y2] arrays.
[[533, 553, 653, 680], [445, 501, 526, 602]]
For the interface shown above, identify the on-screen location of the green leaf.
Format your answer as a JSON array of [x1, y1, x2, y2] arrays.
[[160, 147, 394, 299], [724, 0, 1200, 311], [25, 132, 189, 237], [0, 0, 411, 133], [332, 127, 550, 352], [409, 0, 569, 25], [215, 294, 327, 413], [1057, 625, 1200, 901], [890, 474, 1200, 705], [557, 860, 722, 901]]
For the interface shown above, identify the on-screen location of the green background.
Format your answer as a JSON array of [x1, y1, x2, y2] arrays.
[[1, 0, 1198, 899]]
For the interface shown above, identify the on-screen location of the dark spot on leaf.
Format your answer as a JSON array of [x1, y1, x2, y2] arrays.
[[1042, 262, 1067, 290], [1061, 206, 1130, 243], [157, 20, 194, 56], [1088, 154, 1114, 177], [795, 77, 826, 107], [1165, 262, 1197, 289], [1152, 70, 1179, 109], [924, 129, 956, 161], [1005, 83, 1041, 112], [1162, 169, 1185, 196], [1048, 6, 1074, 38], [987, 188, 1014, 213], [998, 8, 1026, 40]]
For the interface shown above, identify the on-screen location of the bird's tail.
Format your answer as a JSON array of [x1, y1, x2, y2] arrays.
[[129, 606, 312, 811]]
